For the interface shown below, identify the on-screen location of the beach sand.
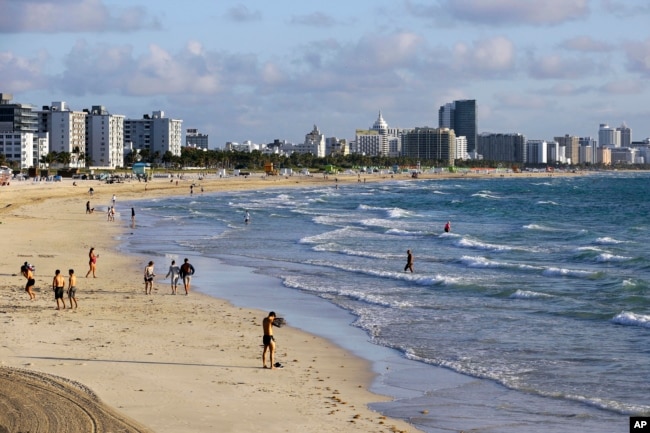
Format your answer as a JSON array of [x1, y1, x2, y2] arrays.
[[0, 170, 580, 432]]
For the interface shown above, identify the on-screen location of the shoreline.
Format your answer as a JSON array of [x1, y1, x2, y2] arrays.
[[0, 173, 432, 433]]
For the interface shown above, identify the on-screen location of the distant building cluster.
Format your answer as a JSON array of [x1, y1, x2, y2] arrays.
[[0, 93, 190, 170], [2, 91, 649, 171]]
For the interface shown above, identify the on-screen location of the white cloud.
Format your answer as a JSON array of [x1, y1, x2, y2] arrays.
[[0, 0, 160, 33], [599, 79, 645, 94], [289, 12, 338, 27], [0, 50, 49, 92], [408, 0, 590, 26], [452, 36, 515, 74]]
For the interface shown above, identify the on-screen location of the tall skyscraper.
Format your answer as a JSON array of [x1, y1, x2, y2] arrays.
[[617, 122, 631, 147], [555, 135, 579, 165], [439, 99, 477, 154]]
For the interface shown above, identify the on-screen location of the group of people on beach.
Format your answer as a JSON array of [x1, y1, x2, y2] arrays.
[[21, 262, 78, 310], [143, 258, 195, 296], [404, 220, 451, 273]]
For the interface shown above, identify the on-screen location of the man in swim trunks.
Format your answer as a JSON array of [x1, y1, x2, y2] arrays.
[[179, 258, 195, 295], [67, 269, 78, 309], [22, 262, 36, 300], [262, 311, 277, 369], [52, 269, 65, 310]]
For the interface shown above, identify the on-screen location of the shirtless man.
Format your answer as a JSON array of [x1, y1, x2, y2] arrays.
[[67, 269, 78, 309], [52, 269, 66, 310], [262, 311, 277, 369], [22, 262, 36, 300]]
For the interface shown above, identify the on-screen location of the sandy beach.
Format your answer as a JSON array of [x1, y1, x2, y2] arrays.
[[0, 170, 581, 432]]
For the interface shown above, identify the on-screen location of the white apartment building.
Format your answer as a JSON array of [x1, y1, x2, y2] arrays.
[[41, 102, 87, 155], [0, 131, 49, 169], [87, 106, 124, 168], [455, 136, 468, 161], [294, 125, 325, 157], [124, 111, 183, 157], [526, 140, 548, 164]]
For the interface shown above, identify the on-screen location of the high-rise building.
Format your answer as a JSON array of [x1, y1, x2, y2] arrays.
[[39, 101, 87, 155], [617, 122, 631, 147], [124, 111, 183, 157], [526, 140, 548, 164], [555, 135, 579, 165], [0, 93, 38, 133], [186, 128, 209, 149], [598, 123, 620, 147], [478, 133, 526, 163], [579, 137, 597, 165], [86, 105, 124, 168], [439, 99, 477, 153], [401, 127, 456, 165]]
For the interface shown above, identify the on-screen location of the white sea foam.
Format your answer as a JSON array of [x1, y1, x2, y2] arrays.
[[542, 267, 597, 278], [596, 253, 632, 262], [612, 311, 650, 328], [471, 191, 501, 199], [595, 237, 625, 245], [458, 237, 514, 251], [536, 200, 559, 205], [510, 289, 553, 299]]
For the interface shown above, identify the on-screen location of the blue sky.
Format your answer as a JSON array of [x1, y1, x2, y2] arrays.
[[2, 0, 650, 148]]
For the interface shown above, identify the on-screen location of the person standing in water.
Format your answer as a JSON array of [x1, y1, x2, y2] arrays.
[[404, 249, 414, 273], [444, 221, 451, 233], [244, 210, 251, 224]]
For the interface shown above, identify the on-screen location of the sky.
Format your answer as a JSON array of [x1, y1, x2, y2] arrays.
[[2, 0, 650, 148]]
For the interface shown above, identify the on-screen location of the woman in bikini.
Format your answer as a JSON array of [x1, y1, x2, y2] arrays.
[[86, 247, 98, 278]]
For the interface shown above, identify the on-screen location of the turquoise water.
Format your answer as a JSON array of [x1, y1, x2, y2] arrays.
[[122, 172, 649, 432]]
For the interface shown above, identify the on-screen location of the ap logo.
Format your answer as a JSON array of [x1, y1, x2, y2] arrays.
[[631, 417, 650, 432]]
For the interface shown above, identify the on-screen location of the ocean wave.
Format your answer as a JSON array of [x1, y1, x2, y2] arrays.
[[458, 238, 514, 251], [542, 267, 598, 278], [595, 237, 626, 245], [612, 311, 650, 328], [536, 200, 559, 205], [510, 289, 553, 299], [471, 191, 501, 199], [596, 253, 632, 262], [281, 276, 414, 308], [523, 223, 557, 231], [459, 256, 542, 272]]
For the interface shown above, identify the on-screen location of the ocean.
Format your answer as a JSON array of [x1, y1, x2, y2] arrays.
[[120, 172, 649, 433]]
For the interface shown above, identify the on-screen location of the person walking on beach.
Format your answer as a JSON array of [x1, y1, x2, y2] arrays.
[[144, 261, 155, 295], [179, 258, 195, 295], [67, 269, 78, 309], [21, 262, 36, 300], [86, 201, 93, 214], [262, 311, 277, 369], [52, 269, 66, 310], [404, 249, 414, 273], [112, 194, 116, 207], [165, 259, 180, 295], [444, 221, 451, 233], [86, 248, 98, 278]]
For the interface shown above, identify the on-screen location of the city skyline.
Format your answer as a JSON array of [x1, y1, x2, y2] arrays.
[[3, 0, 650, 147]]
